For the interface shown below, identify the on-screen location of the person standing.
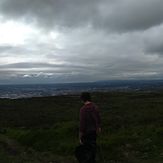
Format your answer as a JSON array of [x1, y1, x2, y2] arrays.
[[76, 92, 101, 163]]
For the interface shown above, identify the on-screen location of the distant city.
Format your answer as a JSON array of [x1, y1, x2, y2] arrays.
[[1, 80, 163, 99]]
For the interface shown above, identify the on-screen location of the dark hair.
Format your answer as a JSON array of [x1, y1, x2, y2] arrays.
[[80, 92, 91, 102]]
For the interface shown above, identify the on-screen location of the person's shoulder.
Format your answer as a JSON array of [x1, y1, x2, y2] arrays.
[[80, 105, 86, 112], [90, 102, 97, 107], [92, 102, 100, 111]]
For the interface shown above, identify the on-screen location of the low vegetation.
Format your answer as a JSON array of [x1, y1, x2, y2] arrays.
[[0, 91, 163, 162]]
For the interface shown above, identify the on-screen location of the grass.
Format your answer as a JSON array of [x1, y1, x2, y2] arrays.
[[0, 92, 163, 162]]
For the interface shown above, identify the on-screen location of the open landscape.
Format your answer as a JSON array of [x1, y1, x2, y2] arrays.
[[0, 91, 163, 163], [1, 0, 163, 162]]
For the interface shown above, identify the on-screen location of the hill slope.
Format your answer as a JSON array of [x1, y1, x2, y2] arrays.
[[0, 92, 163, 162]]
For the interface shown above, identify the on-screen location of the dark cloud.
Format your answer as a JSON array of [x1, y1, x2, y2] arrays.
[[0, 62, 88, 70], [146, 42, 163, 55], [0, 0, 99, 29], [1, 0, 163, 31], [98, 0, 163, 32], [143, 24, 163, 55]]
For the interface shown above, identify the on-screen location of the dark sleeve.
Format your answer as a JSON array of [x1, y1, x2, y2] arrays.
[[79, 108, 86, 133]]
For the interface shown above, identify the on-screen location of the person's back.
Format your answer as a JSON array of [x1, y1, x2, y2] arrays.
[[80, 102, 101, 138], [75, 92, 101, 163]]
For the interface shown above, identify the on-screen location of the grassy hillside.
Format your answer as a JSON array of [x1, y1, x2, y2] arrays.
[[0, 92, 163, 163]]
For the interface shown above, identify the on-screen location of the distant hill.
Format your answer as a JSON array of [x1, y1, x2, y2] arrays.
[[1, 80, 163, 99], [95, 79, 163, 90]]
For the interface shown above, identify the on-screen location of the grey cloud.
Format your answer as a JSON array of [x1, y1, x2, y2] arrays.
[[0, 62, 92, 75], [1, 55, 163, 83], [1, 0, 163, 32], [146, 42, 163, 55], [43, 29, 163, 80], [97, 0, 163, 32], [143, 24, 163, 55], [0, 62, 87, 68], [0, 68, 98, 84], [0, 0, 99, 29], [0, 45, 14, 52], [0, 45, 33, 56], [1, 23, 163, 83], [1, 0, 163, 84], [144, 36, 163, 55]]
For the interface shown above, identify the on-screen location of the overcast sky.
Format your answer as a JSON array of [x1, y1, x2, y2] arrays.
[[0, 0, 163, 84]]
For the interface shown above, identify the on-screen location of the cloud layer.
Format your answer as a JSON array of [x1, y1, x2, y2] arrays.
[[0, 0, 163, 84], [1, 0, 163, 31]]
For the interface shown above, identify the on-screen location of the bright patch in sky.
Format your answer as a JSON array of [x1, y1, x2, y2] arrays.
[[0, 20, 37, 45]]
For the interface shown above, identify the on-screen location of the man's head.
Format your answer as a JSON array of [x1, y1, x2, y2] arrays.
[[80, 92, 91, 102]]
